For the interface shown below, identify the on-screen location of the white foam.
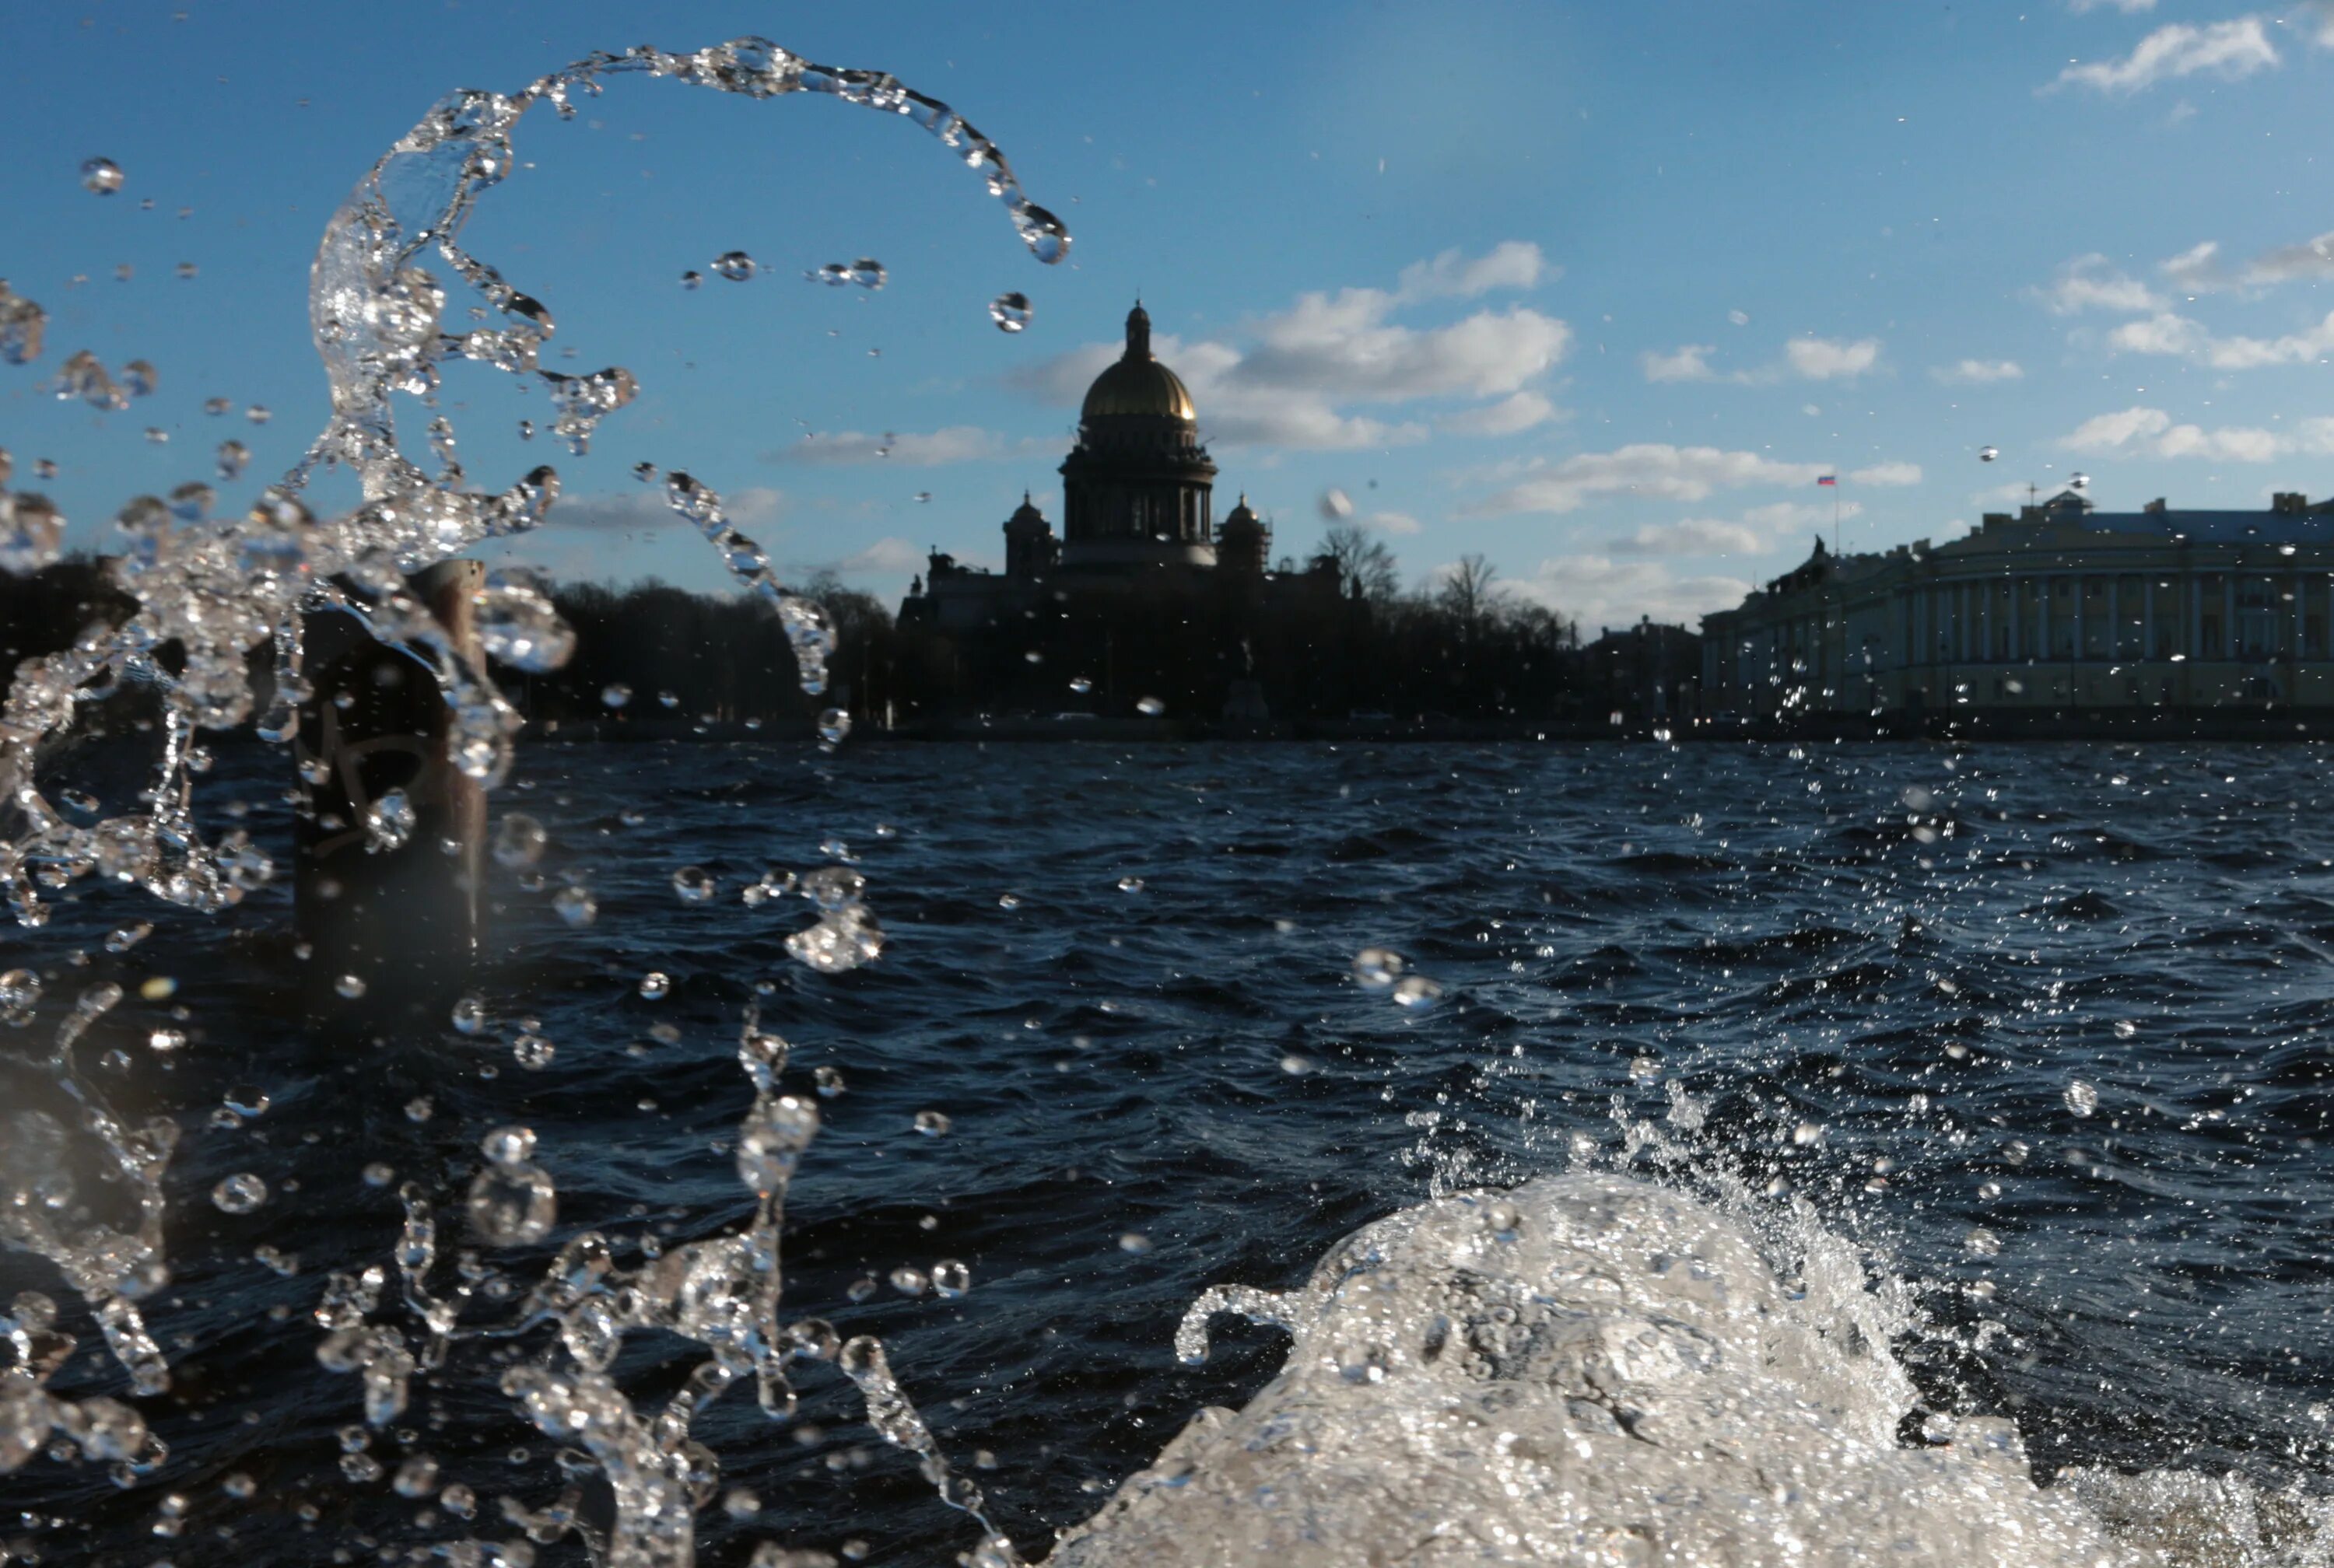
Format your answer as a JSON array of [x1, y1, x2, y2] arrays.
[[1054, 1174, 2329, 1566]]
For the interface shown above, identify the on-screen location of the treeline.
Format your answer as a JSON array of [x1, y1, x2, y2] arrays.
[[524, 576, 901, 726], [0, 536, 1691, 735]]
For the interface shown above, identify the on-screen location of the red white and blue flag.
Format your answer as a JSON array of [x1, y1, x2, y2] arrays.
[[1816, 474, 1837, 486]]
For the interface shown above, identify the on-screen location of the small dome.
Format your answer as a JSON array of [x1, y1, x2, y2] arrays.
[[1006, 491, 1048, 529], [1080, 302, 1197, 423], [1220, 493, 1263, 533]]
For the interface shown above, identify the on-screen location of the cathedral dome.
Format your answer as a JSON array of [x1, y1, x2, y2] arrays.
[[1080, 303, 1197, 423]]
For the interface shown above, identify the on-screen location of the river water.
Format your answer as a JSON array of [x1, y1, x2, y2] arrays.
[[8, 737, 2334, 1563]]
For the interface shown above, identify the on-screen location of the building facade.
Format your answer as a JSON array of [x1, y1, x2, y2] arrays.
[[902, 303, 1330, 635], [1701, 490, 2334, 723]]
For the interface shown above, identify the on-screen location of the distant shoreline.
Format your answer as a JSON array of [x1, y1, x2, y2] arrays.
[[510, 711, 2334, 744]]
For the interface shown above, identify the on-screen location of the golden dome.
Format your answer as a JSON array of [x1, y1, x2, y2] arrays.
[[1080, 302, 1197, 423]]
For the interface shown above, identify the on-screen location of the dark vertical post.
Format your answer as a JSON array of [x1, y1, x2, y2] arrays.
[[294, 560, 486, 1020]]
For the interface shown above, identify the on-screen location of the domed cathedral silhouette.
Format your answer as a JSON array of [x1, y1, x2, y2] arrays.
[[896, 303, 1346, 725]]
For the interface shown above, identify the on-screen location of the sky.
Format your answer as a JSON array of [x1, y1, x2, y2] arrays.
[[7, 1, 2334, 635]]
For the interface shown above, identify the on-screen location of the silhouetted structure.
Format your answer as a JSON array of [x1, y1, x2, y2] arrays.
[[1703, 490, 2334, 729]]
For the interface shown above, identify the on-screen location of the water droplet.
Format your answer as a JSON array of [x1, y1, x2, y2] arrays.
[[142, 428, 169, 444], [174, 262, 198, 282], [511, 1032, 555, 1070], [913, 1110, 951, 1137], [601, 683, 632, 709], [2069, 471, 2089, 490], [211, 1173, 268, 1214], [849, 257, 887, 289], [1965, 1227, 2003, 1256], [81, 156, 124, 195], [1117, 1232, 1153, 1255], [147, 1027, 187, 1053], [1134, 695, 1165, 716], [888, 1267, 928, 1296], [639, 971, 671, 1000], [1391, 974, 1442, 1008], [472, 579, 575, 671], [451, 996, 487, 1034], [712, 250, 756, 282], [335, 974, 367, 999], [931, 1258, 971, 1297], [244, 404, 269, 425], [657, 690, 681, 709], [392, 1456, 440, 1499], [808, 261, 853, 287], [493, 814, 548, 867], [364, 788, 415, 853], [466, 1143, 555, 1247], [814, 1066, 846, 1097], [988, 292, 1032, 333], [818, 707, 852, 747], [405, 1096, 433, 1123], [121, 360, 158, 397], [1978, 445, 1998, 462], [203, 396, 230, 415], [223, 1085, 270, 1118], [1353, 947, 1405, 987], [2064, 1080, 2099, 1117], [215, 439, 249, 480], [1319, 487, 1353, 519], [1793, 1121, 1827, 1146], [680, 270, 703, 290], [672, 866, 717, 902], [551, 885, 598, 928], [1068, 676, 1092, 695]]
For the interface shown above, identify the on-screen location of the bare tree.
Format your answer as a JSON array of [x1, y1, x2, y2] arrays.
[[1435, 553, 1500, 638], [1316, 522, 1400, 603]]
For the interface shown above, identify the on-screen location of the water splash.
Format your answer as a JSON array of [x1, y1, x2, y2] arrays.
[[1065, 1174, 2274, 1567], [0, 32, 1070, 1564]]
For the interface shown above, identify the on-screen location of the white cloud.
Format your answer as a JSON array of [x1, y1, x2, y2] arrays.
[[1436, 391, 1558, 436], [839, 537, 924, 573], [1641, 335, 1883, 383], [2164, 230, 2334, 294], [1396, 240, 1554, 301], [1008, 245, 1568, 450], [1849, 460, 1923, 486], [1784, 336, 1882, 380], [1610, 518, 1768, 557], [2242, 230, 2334, 286], [2051, 17, 2278, 93], [1470, 444, 1837, 516], [2036, 254, 2165, 314], [1235, 292, 1569, 401], [2068, 0, 2157, 12], [2105, 308, 2334, 369], [555, 485, 785, 532], [1359, 510, 1423, 535], [1932, 358, 2025, 383], [1507, 555, 1753, 636], [1643, 344, 1719, 383], [2059, 404, 2310, 461], [767, 426, 1022, 465]]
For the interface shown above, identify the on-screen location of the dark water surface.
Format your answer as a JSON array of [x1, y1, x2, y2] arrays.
[[9, 739, 2334, 1563]]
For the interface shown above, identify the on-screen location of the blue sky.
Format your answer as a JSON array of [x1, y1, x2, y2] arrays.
[[8, 0, 2334, 633]]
